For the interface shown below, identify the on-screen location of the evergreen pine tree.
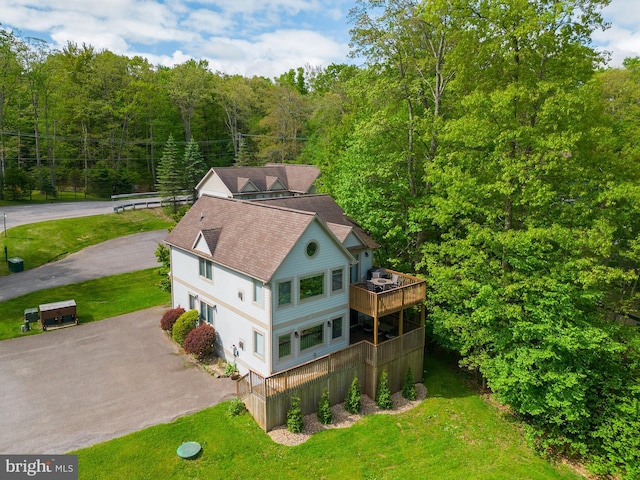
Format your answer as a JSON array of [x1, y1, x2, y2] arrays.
[[286, 396, 303, 433], [376, 369, 393, 410], [183, 136, 207, 201], [156, 134, 183, 212], [402, 366, 417, 401], [344, 376, 361, 414], [317, 387, 333, 425]]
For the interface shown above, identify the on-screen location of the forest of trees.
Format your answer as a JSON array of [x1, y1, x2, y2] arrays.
[[2, 0, 640, 477], [0, 31, 314, 198]]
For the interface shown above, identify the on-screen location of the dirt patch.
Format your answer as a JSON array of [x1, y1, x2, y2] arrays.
[[268, 383, 427, 446]]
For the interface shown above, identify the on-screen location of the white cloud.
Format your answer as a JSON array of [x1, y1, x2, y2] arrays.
[[595, 0, 640, 66], [0, 0, 352, 76]]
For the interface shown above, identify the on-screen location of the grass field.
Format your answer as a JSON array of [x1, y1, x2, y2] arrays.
[[73, 353, 581, 480], [0, 190, 103, 206], [0, 209, 172, 276], [0, 269, 170, 341]]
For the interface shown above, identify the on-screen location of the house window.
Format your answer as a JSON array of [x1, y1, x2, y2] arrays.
[[189, 294, 197, 310], [199, 258, 212, 280], [278, 334, 291, 359], [278, 280, 292, 306], [299, 273, 324, 301], [200, 302, 215, 325], [332, 316, 343, 340], [254, 330, 264, 358], [300, 324, 323, 351], [331, 268, 344, 292], [306, 241, 319, 257], [253, 279, 263, 304]]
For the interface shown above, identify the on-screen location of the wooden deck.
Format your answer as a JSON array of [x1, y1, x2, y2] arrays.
[[350, 269, 426, 344], [349, 269, 426, 318]]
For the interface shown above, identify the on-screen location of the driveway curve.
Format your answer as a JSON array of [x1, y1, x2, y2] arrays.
[[1, 198, 166, 230], [0, 307, 237, 454], [0, 230, 167, 302]]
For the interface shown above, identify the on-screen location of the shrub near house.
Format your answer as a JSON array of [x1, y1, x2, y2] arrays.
[[160, 307, 185, 334], [184, 323, 216, 360], [172, 309, 198, 346]]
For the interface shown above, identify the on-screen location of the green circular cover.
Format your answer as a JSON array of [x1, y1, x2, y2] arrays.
[[177, 441, 202, 459]]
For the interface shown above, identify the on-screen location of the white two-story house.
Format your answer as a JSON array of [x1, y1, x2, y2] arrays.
[[164, 193, 379, 377]]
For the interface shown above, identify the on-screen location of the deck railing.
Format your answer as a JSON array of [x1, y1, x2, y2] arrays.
[[350, 269, 426, 317]]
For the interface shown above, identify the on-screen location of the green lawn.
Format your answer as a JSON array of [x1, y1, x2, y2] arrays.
[[0, 269, 170, 340], [74, 354, 581, 480], [0, 190, 103, 206], [0, 209, 172, 276]]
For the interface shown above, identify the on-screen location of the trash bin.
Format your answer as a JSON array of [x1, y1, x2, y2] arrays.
[[7, 257, 24, 273]]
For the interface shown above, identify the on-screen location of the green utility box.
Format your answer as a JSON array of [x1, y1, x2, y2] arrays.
[[7, 257, 24, 273], [24, 308, 39, 323]]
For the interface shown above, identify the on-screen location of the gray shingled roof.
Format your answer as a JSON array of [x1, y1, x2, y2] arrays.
[[165, 196, 337, 282], [254, 194, 380, 250], [201, 164, 319, 195]]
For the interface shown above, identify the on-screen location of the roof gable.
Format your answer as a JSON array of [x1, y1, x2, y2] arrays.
[[195, 169, 233, 198], [238, 177, 258, 193], [166, 196, 350, 282], [266, 176, 286, 191], [193, 228, 222, 256]]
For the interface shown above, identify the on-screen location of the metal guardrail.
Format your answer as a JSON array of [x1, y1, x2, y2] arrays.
[[110, 192, 159, 200], [113, 198, 190, 213], [110, 191, 192, 201]]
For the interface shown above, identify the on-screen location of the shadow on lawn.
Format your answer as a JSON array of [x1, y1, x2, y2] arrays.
[[423, 344, 482, 400]]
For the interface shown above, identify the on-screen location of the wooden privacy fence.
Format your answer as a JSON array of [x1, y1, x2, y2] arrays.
[[237, 327, 425, 431]]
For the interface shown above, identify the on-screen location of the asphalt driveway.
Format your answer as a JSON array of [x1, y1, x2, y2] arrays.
[[0, 306, 236, 454], [0, 230, 167, 302]]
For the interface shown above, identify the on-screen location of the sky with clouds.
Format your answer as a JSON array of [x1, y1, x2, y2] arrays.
[[0, 0, 638, 79]]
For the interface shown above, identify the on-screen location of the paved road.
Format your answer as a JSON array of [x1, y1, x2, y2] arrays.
[[0, 230, 167, 302], [0, 307, 236, 454], [1, 198, 165, 230]]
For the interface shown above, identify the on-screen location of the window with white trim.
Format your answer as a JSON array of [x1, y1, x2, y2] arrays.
[[332, 316, 343, 340], [278, 333, 291, 359], [277, 280, 292, 307], [253, 279, 263, 304], [331, 268, 344, 292], [200, 302, 215, 325], [300, 324, 323, 351], [299, 273, 324, 301], [199, 258, 212, 280], [254, 330, 264, 358]]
